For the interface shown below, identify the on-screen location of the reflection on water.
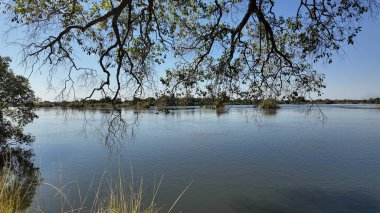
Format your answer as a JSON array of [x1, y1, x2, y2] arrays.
[[261, 108, 278, 116], [216, 106, 229, 116], [0, 145, 41, 211], [24, 105, 380, 212]]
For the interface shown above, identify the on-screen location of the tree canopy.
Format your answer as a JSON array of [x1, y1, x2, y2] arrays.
[[1, 0, 378, 104], [0, 56, 37, 145]]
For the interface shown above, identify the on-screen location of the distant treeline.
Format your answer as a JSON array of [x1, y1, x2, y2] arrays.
[[284, 97, 380, 105], [35, 95, 241, 109], [35, 96, 380, 109]]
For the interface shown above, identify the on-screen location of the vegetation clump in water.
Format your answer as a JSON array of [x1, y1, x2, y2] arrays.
[[260, 99, 280, 109]]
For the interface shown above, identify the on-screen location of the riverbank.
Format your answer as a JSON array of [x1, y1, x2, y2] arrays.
[[35, 97, 380, 109]]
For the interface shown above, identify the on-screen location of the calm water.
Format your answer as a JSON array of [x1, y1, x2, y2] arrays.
[[22, 105, 380, 212]]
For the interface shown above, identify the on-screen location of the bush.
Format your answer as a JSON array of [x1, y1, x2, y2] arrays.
[[260, 99, 279, 109]]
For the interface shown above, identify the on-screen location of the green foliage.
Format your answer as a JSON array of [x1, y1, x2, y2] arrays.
[[0, 57, 39, 212], [1, 0, 376, 103], [214, 92, 230, 108], [0, 57, 37, 145]]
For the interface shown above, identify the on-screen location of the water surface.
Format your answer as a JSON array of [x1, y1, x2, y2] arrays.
[[24, 105, 380, 212]]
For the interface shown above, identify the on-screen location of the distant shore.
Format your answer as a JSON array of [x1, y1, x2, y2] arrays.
[[34, 97, 380, 109]]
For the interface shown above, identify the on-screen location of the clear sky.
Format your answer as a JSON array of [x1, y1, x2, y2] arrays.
[[0, 4, 379, 101], [315, 17, 380, 99]]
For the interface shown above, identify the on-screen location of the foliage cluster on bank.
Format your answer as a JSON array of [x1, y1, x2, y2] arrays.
[[0, 57, 37, 146]]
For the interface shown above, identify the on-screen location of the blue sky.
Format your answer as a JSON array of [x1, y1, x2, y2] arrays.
[[0, 4, 379, 101], [314, 18, 380, 99]]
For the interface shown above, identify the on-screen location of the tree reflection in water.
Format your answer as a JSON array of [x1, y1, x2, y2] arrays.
[[56, 108, 139, 151], [0, 144, 41, 212], [261, 109, 278, 117], [216, 106, 231, 116]]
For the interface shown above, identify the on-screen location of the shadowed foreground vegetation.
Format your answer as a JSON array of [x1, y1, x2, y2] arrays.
[[1, 154, 189, 213], [0, 165, 34, 213], [0, 147, 40, 213]]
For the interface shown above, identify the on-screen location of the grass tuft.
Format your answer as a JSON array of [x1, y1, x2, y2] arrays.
[[0, 166, 22, 213], [0, 159, 38, 213], [93, 176, 162, 213]]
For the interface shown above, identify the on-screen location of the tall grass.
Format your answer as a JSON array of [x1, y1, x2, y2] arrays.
[[1, 156, 190, 213], [91, 173, 162, 213], [0, 159, 39, 213], [0, 165, 23, 213]]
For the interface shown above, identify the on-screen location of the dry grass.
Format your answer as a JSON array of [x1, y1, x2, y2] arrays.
[[1, 156, 191, 213], [0, 160, 39, 213], [0, 166, 23, 213], [91, 173, 163, 213]]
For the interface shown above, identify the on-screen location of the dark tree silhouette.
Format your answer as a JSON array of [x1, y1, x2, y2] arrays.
[[0, 56, 37, 145]]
